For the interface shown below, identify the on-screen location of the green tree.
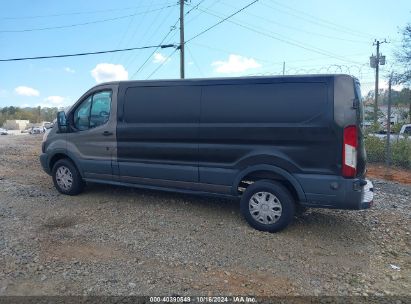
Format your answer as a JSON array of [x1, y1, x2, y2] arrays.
[[394, 23, 411, 84], [394, 23, 411, 123]]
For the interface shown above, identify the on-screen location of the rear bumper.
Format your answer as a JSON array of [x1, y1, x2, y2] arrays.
[[40, 153, 51, 175], [295, 174, 374, 210], [359, 179, 374, 209]]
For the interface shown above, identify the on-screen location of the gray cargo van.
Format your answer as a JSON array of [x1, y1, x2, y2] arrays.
[[40, 75, 374, 232]]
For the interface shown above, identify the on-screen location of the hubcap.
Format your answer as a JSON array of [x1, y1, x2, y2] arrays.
[[249, 191, 282, 225], [56, 166, 73, 191]]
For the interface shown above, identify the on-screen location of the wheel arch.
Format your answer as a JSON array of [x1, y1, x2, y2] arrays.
[[48, 152, 83, 177], [233, 165, 306, 202]]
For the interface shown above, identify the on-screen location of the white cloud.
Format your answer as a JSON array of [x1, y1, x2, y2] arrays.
[[153, 52, 170, 64], [33, 96, 72, 108], [44, 96, 65, 105], [91, 63, 128, 83], [15, 86, 40, 97], [64, 67, 75, 73], [212, 54, 261, 74]]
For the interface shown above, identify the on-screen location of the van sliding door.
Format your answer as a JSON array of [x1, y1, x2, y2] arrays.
[[117, 85, 200, 185]]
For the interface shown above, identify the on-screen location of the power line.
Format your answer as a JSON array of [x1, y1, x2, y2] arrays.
[[192, 42, 369, 66], [149, 0, 259, 77], [191, 42, 274, 64], [111, 1, 160, 63], [130, 19, 180, 79], [185, 0, 220, 25], [0, 44, 176, 62], [121, 2, 174, 67], [186, 0, 208, 15], [146, 48, 179, 79], [262, 1, 373, 39], [218, 1, 370, 44], [0, 2, 176, 20], [198, 7, 361, 65], [185, 0, 259, 44], [130, 0, 206, 79], [186, 45, 204, 76], [0, 5, 178, 33]]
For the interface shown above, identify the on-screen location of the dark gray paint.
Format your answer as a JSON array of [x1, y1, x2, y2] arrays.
[[40, 75, 369, 210]]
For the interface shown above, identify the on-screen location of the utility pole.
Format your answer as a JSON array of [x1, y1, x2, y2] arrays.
[[179, 0, 185, 79], [370, 39, 387, 125], [282, 62, 285, 75], [409, 90, 411, 123], [374, 40, 380, 125], [386, 73, 392, 167]]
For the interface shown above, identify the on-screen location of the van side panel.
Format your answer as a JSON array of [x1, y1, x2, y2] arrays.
[[116, 85, 200, 183], [199, 81, 336, 186]]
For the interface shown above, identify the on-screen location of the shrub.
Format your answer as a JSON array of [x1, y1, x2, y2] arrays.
[[365, 136, 411, 169], [365, 136, 386, 163], [391, 138, 411, 168]]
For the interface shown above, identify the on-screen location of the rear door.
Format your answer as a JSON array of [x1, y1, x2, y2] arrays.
[[354, 80, 366, 177], [66, 85, 117, 180]]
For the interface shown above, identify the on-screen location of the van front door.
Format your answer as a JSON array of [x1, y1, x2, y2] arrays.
[[66, 85, 117, 180]]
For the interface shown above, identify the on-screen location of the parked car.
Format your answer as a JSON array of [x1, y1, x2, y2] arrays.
[[0, 128, 9, 135], [368, 123, 411, 141], [40, 75, 373, 232], [21, 128, 31, 134], [30, 127, 45, 134], [44, 122, 54, 129]]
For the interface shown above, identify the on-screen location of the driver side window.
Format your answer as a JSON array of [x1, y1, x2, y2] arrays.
[[73, 90, 112, 131], [74, 96, 92, 131]]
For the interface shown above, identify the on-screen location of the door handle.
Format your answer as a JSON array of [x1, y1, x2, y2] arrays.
[[102, 131, 113, 136]]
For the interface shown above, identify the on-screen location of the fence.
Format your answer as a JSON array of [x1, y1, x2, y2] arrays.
[[365, 135, 411, 169]]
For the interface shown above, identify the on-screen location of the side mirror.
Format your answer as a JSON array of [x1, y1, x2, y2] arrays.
[[57, 111, 68, 133]]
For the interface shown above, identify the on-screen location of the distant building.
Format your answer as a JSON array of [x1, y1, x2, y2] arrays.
[[3, 120, 29, 130]]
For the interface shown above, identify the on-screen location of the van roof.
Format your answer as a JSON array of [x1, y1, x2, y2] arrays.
[[94, 74, 356, 88]]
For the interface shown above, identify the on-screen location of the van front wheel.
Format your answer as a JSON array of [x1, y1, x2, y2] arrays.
[[52, 159, 84, 195], [240, 180, 295, 232]]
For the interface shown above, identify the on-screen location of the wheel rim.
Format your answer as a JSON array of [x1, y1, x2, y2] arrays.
[[56, 166, 73, 191], [249, 191, 282, 225]]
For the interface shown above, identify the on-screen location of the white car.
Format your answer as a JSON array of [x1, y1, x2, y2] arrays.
[[369, 124, 411, 141], [0, 128, 9, 135], [29, 127, 45, 134]]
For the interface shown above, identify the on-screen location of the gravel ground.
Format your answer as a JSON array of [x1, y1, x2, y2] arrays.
[[0, 135, 410, 297]]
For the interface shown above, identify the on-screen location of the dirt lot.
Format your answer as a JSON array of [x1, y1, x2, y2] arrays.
[[0, 134, 410, 297], [367, 164, 411, 186]]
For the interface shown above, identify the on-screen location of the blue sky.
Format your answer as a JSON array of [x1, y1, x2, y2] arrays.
[[0, 0, 409, 108]]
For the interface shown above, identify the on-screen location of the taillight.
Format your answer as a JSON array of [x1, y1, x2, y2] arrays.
[[342, 125, 357, 178]]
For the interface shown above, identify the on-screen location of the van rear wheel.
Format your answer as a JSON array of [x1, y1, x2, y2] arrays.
[[240, 180, 295, 232], [52, 159, 84, 195]]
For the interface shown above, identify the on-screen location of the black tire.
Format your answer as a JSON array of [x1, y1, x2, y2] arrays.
[[52, 159, 84, 195], [240, 180, 295, 232]]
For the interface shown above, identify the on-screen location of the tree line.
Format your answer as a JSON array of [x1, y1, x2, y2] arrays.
[[0, 106, 58, 127]]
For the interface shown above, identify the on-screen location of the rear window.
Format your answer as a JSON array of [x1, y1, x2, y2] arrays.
[[201, 83, 328, 123]]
